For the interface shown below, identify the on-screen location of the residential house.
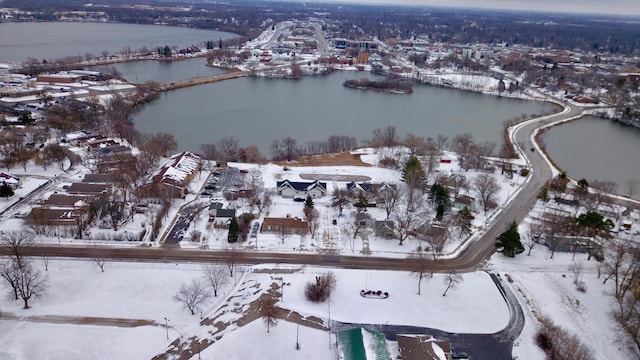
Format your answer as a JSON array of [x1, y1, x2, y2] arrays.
[[82, 174, 115, 183], [208, 202, 224, 214], [346, 182, 397, 206], [276, 179, 327, 199], [261, 217, 309, 235], [374, 220, 395, 238], [453, 195, 476, 212], [212, 208, 236, 228], [66, 182, 109, 195], [44, 194, 96, 209], [25, 207, 84, 227], [0, 173, 20, 189], [140, 151, 201, 198], [397, 334, 452, 360]]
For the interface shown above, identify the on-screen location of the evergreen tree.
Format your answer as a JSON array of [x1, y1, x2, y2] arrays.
[[355, 191, 368, 212], [537, 182, 550, 203], [218, 37, 223, 49], [429, 182, 451, 217], [304, 195, 314, 209], [401, 156, 426, 190], [227, 216, 239, 243], [303, 195, 315, 217], [455, 206, 474, 235], [495, 221, 524, 257], [163, 45, 172, 57], [0, 184, 14, 199]]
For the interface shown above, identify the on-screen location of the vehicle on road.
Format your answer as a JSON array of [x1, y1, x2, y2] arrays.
[[14, 211, 29, 218]]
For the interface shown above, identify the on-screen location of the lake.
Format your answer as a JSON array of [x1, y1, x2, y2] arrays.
[[542, 116, 640, 192], [132, 71, 558, 155], [0, 22, 237, 64], [90, 57, 228, 85]]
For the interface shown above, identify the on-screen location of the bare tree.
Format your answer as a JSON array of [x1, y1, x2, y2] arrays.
[[527, 219, 547, 256], [200, 143, 220, 161], [568, 261, 584, 285], [442, 271, 463, 296], [472, 172, 501, 215], [392, 195, 425, 246], [590, 180, 618, 209], [451, 133, 475, 170], [379, 185, 400, 220], [331, 187, 351, 213], [403, 134, 427, 157], [88, 243, 108, 272], [0, 260, 20, 300], [347, 211, 370, 240], [258, 295, 279, 333], [307, 208, 320, 239], [15, 262, 48, 309], [203, 265, 228, 297], [409, 249, 431, 295], [147, 133, 178, 157], [475, 140, 496, 168], [624, 178, 639, 198], [304, 272, 337, 302], [545, 209, 569, 259], [174, 279, 212, 315], [1, 229, 35, 268], [436, 134, 449, 150], [217, 137, 240, 162], [224, 248, 238, 278], [368, 126, 398, 147]]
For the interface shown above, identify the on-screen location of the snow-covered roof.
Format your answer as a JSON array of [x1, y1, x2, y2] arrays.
[[151, 151, 202, 188]]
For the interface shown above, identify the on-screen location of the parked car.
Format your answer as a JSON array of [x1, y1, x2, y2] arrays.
[[14, 211, 29, 218], [452, 351, 469, 360], [293, 197, 305, 202], [201, 191, 213, 197]]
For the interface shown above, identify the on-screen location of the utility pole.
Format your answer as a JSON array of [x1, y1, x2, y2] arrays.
[[164, 317, 170, 340]]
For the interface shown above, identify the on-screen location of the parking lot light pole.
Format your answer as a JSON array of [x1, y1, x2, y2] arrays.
[[164, 317, 169, 339]]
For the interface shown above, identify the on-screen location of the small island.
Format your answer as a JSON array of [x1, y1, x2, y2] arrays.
[[343, 78, 413, 94]]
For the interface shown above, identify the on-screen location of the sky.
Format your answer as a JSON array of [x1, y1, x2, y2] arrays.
[[305, 0, 640, 16]]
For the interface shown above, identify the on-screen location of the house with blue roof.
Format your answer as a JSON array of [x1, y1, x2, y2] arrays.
[[276, 179, 327, 198]]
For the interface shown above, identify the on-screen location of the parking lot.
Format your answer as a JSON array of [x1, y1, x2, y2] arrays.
[[201, 167, 243, 199]]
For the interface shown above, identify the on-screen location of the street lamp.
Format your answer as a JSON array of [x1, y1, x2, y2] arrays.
[[164, 317, 170, 340]]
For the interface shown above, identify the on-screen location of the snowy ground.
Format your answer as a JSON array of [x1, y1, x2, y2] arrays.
[[0, 247, 631, 360], [0, 260, 506, 360]]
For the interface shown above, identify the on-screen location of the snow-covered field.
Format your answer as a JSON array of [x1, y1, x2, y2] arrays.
[[0, 247, 631, 360], [0, 260, 506, 360]]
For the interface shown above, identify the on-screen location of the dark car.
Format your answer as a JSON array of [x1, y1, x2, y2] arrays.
[[201, 191, 213, 196], [452, 351, 469, 360], [293, 197, 305, 202]]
